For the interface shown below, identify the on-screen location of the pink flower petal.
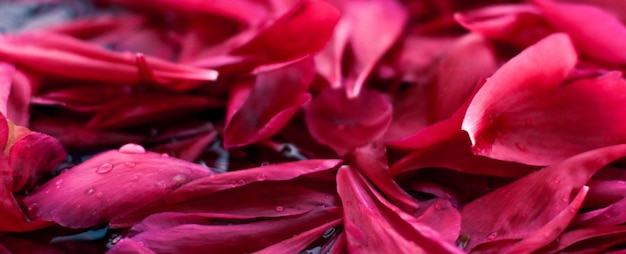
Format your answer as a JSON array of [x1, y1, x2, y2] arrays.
[[304, 88, 392, 155], [391, 133, 538, 178], [232, 0, 340, 64], [337, 166, 463, 253], [23, 147, 212, 228], [165, 159, 341, 204], [462, 33, 579, 165], [543, 225, 626, 253], [460, 144, 626, 251], [116, 208, 341, 253], [223, 58, 315, 148], [86, 93, 224, 129], [8, 132, 67, 192], [454, 4, 554, 49], [348, 142, 418, 212], [6, 69, 32, 126], [534, 0, 626, 65], [0, 63, 15, 119], [253, 219, 342, 254], [341, 0, 408, 98]]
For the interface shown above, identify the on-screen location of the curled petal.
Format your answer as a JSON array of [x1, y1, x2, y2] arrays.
[[337, 166, 463, 253], [224, 58, 315, 148], [534, 0, 626, 65], [462, 33, 578, 165], [460, 144, 626, 251]]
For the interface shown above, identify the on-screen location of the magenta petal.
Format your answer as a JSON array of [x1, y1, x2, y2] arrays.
[[454, 4, 553, 49], [86, 93, 224, 129], [492, 186, 587, 253], [305, 88, 392, 155], [6, 69, 32, 126], [253, 218, 342, 254], [113, 176, 340, 228], [534, 0, 626, 65], [223, 58, 315, 148], [544, 225, 626, 253], [8, 132, 67, 191], [23, 147, 212, 228], [107, 238, 156, 254], [460, 144, 626, 251], [124, 208, 342, 253], [341, 0, 407, 98], [232, 0, 340, 64], [165, 159, 341, 204], [337, 166, 463, 253], [391, 133, 538, 178], [462, 33, 578, 165], [0, 63, 15, 119]]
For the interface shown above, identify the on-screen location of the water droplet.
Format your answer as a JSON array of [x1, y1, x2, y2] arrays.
[[209, 174, 216, 179], [161, 153, 170, 158], [96, 163, 114, 174], [487, 232, 498, 240], [55, 179, 63, 188], [562, 196, 568, 202], [434, 203, 442, 210], [124, 161, 136, 168], [515, 142, 527, 152], [172, 174, 187, 184], [256, 174, 266, 181], [237, 179, 245, 185], [275, 206, 284, 212], [553, 178, 561, 184], [85, 188, 95, 195], [118, 143, 146, 154]]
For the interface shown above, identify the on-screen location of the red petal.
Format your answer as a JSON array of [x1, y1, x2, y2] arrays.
[[341, 0, 407, 98], [543, 225, 626, 253], [253, 219, 342, 254], [8, 132, 67, 192], [121, 208, 341, 253], [460, 144, 626, 251], [0, 63, 14, 119], [337, 166, 463, 253], [23, 147, 212, 228], [165, 159, 341, 204], [534, 0, 626, 65], [454, 4, 553, 49], [305, 88, 392, 155], [391, 133, 538, 178], [223, 58, 315, 148], [232, 0, 340, 64], [462, 33, 578, 165]]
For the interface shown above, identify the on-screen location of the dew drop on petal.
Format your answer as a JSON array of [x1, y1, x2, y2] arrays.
[[275, 206, 284, 212], [434, 203, 442, 210], [553, 178, 561, 184], [161, 153, 170, 158], [55, 179, 63, 189], [256, 174, 266, 181], [237, 179, 245, 185], [487, 232, 498, 240], [96, 163, 114, 174], [118, 143, 146, 154], [124, 161, 136, 168], [85, 188, 95, 195]]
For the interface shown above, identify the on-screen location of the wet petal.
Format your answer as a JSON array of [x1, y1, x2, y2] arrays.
[[305, 88, 392, 155], [23, 147, 212, 228], [462, 33, 578, 165], [460, 144, 626, 251], [223, 58, 315, 148], [253, 219, 342, 254], [165, 159, 341, 204]]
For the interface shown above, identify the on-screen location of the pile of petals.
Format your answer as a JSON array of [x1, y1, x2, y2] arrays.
[[4, 0, 626, 253]]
